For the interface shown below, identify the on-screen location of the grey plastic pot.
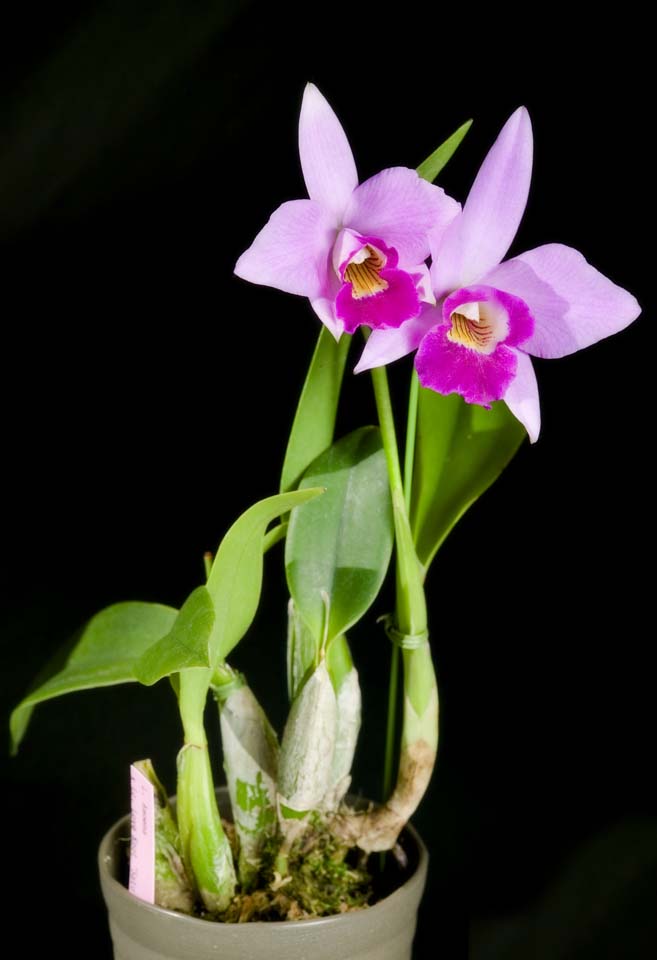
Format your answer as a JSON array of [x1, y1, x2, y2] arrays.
[[98, 788, 428, 960]]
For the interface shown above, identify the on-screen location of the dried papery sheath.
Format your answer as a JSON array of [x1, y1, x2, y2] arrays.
[[133, 760, 194, 913], [278, 659, 337, 822], [322, 665, 361, 811], [214, 676, 279, 890]]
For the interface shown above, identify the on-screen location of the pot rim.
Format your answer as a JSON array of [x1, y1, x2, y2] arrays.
[[98, 792, 429, 930]]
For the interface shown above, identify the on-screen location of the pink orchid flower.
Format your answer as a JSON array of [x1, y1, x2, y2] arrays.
[[235, 84, 459, 338], [355, 108, 641, 441]]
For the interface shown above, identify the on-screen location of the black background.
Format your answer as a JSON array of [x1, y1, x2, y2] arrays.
[[1, 3, 653, 958]]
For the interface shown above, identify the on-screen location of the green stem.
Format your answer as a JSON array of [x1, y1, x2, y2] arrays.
[[370, 364, 423, 808], [369, 365, 426, 636], [331, 358, 438, 854], [370, 361, 435, 783], [370, 365, 405, 499], [403, 370, 419, 513], [176, 669, 236, 912], [382, 642, 399, 801]]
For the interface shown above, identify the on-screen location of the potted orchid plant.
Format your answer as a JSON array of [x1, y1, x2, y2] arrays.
[[10, 84, 639, 960]]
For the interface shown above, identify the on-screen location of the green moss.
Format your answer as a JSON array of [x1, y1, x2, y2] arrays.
[[216, 814, 372, 922]]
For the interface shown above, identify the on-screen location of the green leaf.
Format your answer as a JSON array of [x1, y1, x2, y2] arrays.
[[411, 388, 526, 572], [286, 427, 394, 645], [134, 587, 215, 686], [10, 602, 177, 753], [280, 326, 350, 493], [416, 119, 473, 183], [206, 488, 325, 665]]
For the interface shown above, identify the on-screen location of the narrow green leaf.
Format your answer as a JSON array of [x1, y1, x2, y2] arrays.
[[10, 602, 177, 752], [411, 388, 526, 572], [134, 587, 215, 686], [280, 326, 350, 493], [286, 427, 394, 644], [206, 488, 324, 665], [416, 119, 473, 183]]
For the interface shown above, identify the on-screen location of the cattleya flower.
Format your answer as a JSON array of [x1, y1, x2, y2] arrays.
[[356, 108, 640, 441], [235, 84, 459, 338]]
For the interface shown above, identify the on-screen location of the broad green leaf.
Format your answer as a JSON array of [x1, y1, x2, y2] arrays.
[[416, 119, 473, 183], [10, 602, 177, 753], [286, 427, 393, 644], [134, 586, 215, 686], [280, 326, 350, 493], [411, 388, 526, 572], [206, 488, 324, 665]]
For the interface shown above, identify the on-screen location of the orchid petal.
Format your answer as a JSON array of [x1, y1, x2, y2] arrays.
[[354, 305, 439, 373], [235, 200, 334, 299], [484, 244, 641, 358], [411, 262, 436, 305], [345, 167, 459, 265], [431, 107, 533, 295], [299, 83, 358, 224], [311, 295, 344, 341], [503, 350, 541, 442], [310, 265, 343, 339]]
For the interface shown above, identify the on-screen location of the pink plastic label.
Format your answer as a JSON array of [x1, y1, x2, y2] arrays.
[[129, 764, 155, 903]]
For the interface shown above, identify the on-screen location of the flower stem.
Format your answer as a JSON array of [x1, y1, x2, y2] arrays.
[[334, 360, 439, 853], [369, 364, 409, 807], [369, 365, 426, 636], [382, 642, 399, 801], [381, 366, 418, 804], [404, 369, 419, 513], [370, 365, 405, 500]]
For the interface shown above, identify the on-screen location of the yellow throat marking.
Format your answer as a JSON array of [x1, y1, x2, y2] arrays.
[[344, 245, 388, 299], [447, 311, 495, 352]]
